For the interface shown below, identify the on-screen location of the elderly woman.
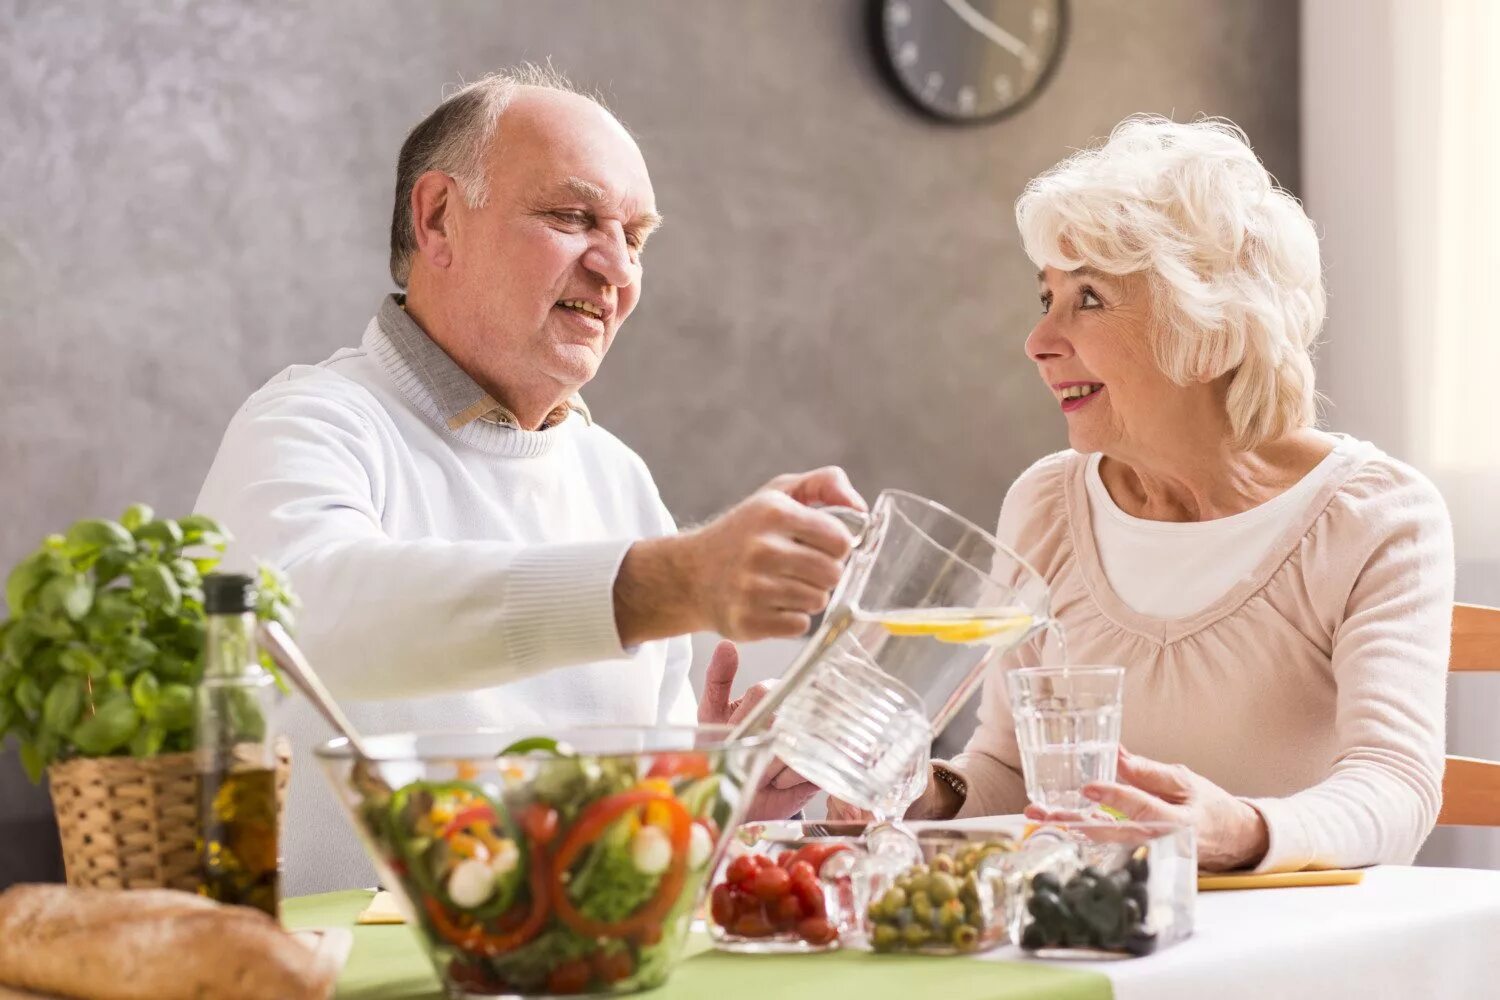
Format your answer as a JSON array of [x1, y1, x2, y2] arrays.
[[876, 117, 1454, 872]]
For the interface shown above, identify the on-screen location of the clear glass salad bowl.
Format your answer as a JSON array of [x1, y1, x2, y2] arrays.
[[316, 725, 771, 998]]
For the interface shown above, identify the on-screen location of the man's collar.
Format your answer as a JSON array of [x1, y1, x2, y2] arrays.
[[376, 294, 590, 432]]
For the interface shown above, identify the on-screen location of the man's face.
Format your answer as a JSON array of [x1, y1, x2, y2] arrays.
[[445, 90, 660, 393]]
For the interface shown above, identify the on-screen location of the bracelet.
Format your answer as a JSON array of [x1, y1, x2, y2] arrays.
[[932, 763, 968, 804]]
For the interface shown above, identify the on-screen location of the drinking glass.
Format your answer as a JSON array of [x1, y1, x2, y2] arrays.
[[1006, 665, 1124, 812]]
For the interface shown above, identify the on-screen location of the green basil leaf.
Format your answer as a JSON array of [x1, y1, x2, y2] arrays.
[[15, 676, 43, 717], [58, 645, 104, 677], [71, 695, 140, 754], [130, 672, 161, 717], [92, 551, 130, 587], [178, 514, 226, 538], [156, 683, 195, 730], [6, 551, 53, 617], [129, 724, 166, 758], [120, 635, 159, 669], [131, 563, 181, 615], [170, 558, 200, 587], [133, 519, 184, 550], [59, 574, 93, 621], [18, 740, 45, 782], [120, 504, 154, 533], [3, 621, 41, 667], [42, 675, 85, 733], [63, 519, 136, 559]]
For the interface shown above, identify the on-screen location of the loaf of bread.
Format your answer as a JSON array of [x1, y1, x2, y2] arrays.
[[0, 884, 338, 1000]]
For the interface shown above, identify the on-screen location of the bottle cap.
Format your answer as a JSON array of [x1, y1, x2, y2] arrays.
[[203, 573, 256, 614]]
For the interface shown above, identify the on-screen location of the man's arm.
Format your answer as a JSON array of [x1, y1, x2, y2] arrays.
[[199, 384, 636, 700]]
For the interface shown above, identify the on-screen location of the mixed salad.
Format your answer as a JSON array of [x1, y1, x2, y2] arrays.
[[358, 738, 725, 995]]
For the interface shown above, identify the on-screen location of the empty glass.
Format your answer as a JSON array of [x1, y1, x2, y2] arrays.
[[732, 490, 1061, 818], [1007, 666, 1124, 812]]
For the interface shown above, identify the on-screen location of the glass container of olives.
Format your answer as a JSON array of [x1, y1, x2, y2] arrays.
[[1014, 820, 1196, 958], [858, 829, 1050, 955]]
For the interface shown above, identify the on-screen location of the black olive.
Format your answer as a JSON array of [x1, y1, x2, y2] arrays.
[[1125, 882, 1149, 918], [1031, 871, 1063, 896], [1080, 865, 1107, 884], [1029, 888, 1069, 927], [1124, 929, 1159, 957], [1122, 896, 1143, 930], [1020, 920, 1050, 951], [1126, 848, 1150, 884]]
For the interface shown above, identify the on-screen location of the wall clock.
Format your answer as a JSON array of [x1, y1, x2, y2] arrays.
[[873, 0, 1066, 123]]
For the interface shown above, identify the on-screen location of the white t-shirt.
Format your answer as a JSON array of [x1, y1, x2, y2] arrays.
[[1083, 437, 1357, 619]]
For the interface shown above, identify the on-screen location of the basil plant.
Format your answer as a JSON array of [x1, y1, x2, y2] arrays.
[[0, 505, 296, 781]]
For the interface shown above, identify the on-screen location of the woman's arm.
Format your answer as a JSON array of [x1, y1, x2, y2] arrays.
[[1245, 476, 1454, 872]]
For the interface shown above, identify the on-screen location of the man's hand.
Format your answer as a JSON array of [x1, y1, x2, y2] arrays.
[[697, 640, 818, 820], [614, 467, 868, 646], [1024, 747, 1270, 871]]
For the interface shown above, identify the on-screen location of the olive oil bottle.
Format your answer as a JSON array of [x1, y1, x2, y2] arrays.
[[195, 573, 280, 916]]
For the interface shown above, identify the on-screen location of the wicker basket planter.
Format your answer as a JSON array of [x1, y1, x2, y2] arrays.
[[47, 738, 291, 892]]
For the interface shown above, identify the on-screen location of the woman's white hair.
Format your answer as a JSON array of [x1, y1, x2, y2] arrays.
[[388, 63, 600, 288], [1016, 115, 1324, 449]]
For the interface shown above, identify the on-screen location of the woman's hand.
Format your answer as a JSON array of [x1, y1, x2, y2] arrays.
[[1025, 747, 1270, 871], [697, 641, 819, 819]]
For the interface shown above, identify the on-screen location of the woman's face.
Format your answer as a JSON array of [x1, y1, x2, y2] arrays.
[[1027, 267, 1187, 456]]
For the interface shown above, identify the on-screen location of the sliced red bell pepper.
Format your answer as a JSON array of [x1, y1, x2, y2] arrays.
[[440, 802, 499, 840], [424, 828, 552, 955], [551, 788, 692, 938]]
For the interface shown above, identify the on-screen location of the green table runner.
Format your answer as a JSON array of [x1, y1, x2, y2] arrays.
[[282, 891, 1112, 1000]]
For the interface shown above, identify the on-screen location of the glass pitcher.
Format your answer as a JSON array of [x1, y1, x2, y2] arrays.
[[730, 490, 1061, 818]]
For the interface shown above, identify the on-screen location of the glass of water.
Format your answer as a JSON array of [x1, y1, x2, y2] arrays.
[[1006, 666, 1124, 813]]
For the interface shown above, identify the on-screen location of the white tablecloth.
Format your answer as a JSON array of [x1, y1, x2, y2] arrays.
[[981, 865, 1500, 1000]]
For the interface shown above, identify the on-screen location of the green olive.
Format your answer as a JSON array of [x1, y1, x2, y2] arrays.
[[902, 924, 930, 947], [928, 871, 960, 904], [872, 924, 899, 952], [905, 873, 931, 897], [952, 923, 980, 949], [930, 852, 955, 875], [937, 898, 966, 929], [910, 890, 933, 924], [879, 886, 908, 916]]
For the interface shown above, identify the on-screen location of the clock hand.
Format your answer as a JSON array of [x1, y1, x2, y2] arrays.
[[939, 0, 1031, 60]]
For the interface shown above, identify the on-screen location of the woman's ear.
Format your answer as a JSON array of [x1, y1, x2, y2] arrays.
[[410, 170, 456, 270]]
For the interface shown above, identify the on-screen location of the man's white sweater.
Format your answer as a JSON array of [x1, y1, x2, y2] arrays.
[[196, 298, 693, 890]]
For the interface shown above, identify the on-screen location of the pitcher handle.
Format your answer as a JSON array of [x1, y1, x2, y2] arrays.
[[819, 505, 875, 549]]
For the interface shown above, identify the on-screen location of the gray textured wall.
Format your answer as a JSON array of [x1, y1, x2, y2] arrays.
[[0, 0, 1299, 885]]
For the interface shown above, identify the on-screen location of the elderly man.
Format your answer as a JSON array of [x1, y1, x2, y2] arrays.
[[197, 66, 859, 891]]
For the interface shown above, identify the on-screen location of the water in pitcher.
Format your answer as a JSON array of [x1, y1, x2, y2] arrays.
[[771, 606, 1066, 819]]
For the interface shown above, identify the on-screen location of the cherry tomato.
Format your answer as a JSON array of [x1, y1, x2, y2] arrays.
[[749, 864, 792, 902], [731, 909, 774, 938], [545, 959, 593, 995], [447, 958, 504, 994], [791, 877, 824, 917], [591, 949, 635, 984], [797, 916, 838, 946], [775, 850, 795, 869], [786, 859, 816, 884], [791, 842, 851, 875], [727, 853, 768, 888], [772, 893, 804, 929], [710, 883, 737, 926]]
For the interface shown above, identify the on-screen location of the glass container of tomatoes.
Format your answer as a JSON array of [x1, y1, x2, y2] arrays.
[[707, 821, 867, 953]]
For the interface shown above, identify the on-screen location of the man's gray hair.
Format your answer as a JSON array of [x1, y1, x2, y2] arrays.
[[388, 63, 593, 288]]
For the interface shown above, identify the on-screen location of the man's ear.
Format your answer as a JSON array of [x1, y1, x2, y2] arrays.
[[411, 170, 457, 269]]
